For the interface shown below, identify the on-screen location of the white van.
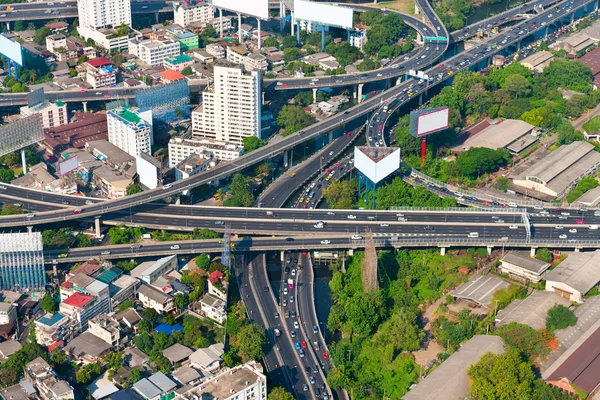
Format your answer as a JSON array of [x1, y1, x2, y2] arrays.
[[468, 232, 480, 238], [590, 225, 599, 230]]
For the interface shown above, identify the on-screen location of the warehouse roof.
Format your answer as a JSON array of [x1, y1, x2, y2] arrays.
[[520, 50, 554, 68], [452, 119, 535, 152], [501, 252, 551, 274], [403, 336, 505, 400], [575, 186, 600, 207], [545, 250, 600, 295], [162, 343, 193, 364], [514, 141, 600, 196], [453, 274, 510, 308], [495, 291, 571, 330]]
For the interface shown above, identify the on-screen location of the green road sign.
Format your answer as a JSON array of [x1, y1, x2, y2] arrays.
[[424, 36, 447, 42]]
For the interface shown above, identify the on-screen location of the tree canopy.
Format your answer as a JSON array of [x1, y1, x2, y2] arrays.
[[546, 305, 577, 332], [276, 105, 316, 136]]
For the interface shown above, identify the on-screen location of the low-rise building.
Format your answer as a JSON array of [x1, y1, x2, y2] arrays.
[[92, 165, 132, 199], [109, 275, 140, 308], [552, 32, 597, 56], [452, 274, 510, 309], [226, 46, 267, 71], [86, 57, 117, 88], [166, 29, 199, 52], [133, 373, 177, 400], [179, 361, 266, 399], [131, 255, 177, 284], [495, 291, 571, 330], [128, 38, 181, 66], [25, 357, 75, 400], [107, 105, 154, 158], [45, 34, 68, 61], [163, 54, 195, 72], [158, 69, 186, 83], [86, 139, 136, 170], [35, 313, 72, 347], [162, 343, 194, 365], [208, 270, 226, 301], [499, 252, 551, 283], [197, 294, 226, 324], [452, 119, 537, 155], [88, 313, 121, 346], [168, 137, 244, 165], [545, 250, 600, 303], [349, 30, 368, 50], [21, 100, 68, 129], [138, 285, 174, 313], [173, 153, 210, 182], [59, 275, 110, 331], [205, 43, 225, 59], [0, 303, 17, 325], [0, 340, 22, 360], [189, 343, 224, 372], [520, 50, 554, 73]]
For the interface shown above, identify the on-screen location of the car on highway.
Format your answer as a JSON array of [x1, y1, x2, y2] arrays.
[[559, 234, 567, 239], [299, 349, 305, 357], [555, 225, 564, 229], [294, 321, 300, 329], [0, 186, 6, 190], [274, 328, 281, 337], [577, 220, 585, 224], [301, 340, 307, 349], [347, 215, 357, 219], [283, 287, 288, 295], [95, 92, 102, 95], [351, 235, 363, 240], [569, 229, 577, 233], [291, 330, 296, 337], [313, 325, 319, 334], [310, 376, 316, 385], [380, 223, 389, 227], [170, 245, 180, 250], [291, 269, 296, 276], [294, 342, 301, 350], [322, 350, 329, 359], [72, 208, 83, 215], [58, 253, 68, 258], [321, 240, 331, 245], [80, 89, 87, 93], [101, 251, 111, 255], [303, 384, 309, 392], [274, 312, 279, 319], [509, 225, 518, 230]]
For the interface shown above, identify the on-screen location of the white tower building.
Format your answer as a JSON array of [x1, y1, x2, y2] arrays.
[[107, 106, 153, 157]]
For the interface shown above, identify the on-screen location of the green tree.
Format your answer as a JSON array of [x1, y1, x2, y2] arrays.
[[69, 68, 77, 78], [226, 174, 254, 207], [105, 351, 124, 370], [294, 91, 314, 106], [323, 180, 354, 209], [126, 183, 143, 195], [237, 324, 267, 361], [130, 368, 142, 383], [181, 66, 193, 76], [276, 105, 316, 136], [535, 248, 553, 263], [13, 20, 25, 31], [174, 293, 188, 311], [154, 355, 172, 373], [195, 253, 210, 270], [0, 168, 14, 183], [49, 350, 67, 367], [496, 322, 550, 360], [117, 299, 134, 311], [191, 228, 220, 239], [542, 59, 592, 91], [283, 47, 301, 62], [268, 387, 295, 400], [0, 204, 22, 215], [33, 27, 52, 45], [344, 291, 386, 335], [41, 295, 57, 313], [455, 148, 511, 179], [556, 122, 584, 146], [378, 309, 424, 352], [567, 176, 598, 203], [242, 136, 264, 153], [546, 305, 577, 332], [141, 308, 159, 327], [281, 35, 297, 49], [264, 36, 278, 48]]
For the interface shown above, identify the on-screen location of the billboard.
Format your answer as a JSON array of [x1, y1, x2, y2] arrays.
[[211, 0, 269, 20], [58, 154, 78, 176], [28, 88, 45, 108], [294, 0, 354, 30], [409, 107, 449, 138], [354, 147, 400, 184], [0, 34, 23, 66], [0, 114, 43, 158], [136, 152, 160, 189]]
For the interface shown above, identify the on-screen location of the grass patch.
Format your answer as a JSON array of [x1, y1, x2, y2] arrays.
[[582, 115, 600, 132], [373, 0, 415, 14]]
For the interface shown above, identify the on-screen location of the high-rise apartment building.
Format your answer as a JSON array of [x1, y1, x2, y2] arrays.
[[0, 232, 46, 291], [20, 100, 67, 129], [77, 0, 131, 31], [107, 105, 153, 157], [192, 61, 261, 143], [128, 38, 181, 67], [173, 1, 214, 27]]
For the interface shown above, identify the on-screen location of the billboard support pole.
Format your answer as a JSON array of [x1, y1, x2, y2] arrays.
[[257, 18, 262, 50], [238, 14, 242, 43], [296, 20, 300, 43], [21, 148, 27, 175], [420, 138, 426, 165], [291, 11, 295, 36], [321, 25, 325, 52], [219, 8, 223, 38]]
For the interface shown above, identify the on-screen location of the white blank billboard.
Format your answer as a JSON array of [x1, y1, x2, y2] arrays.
[[416, 107, 449, 137], [294, 0, 354, 30], [0, 34, 23, 66], [211, 0, 269, 19], [58, 155, 78, 176], [136, 155, 159, 189], [354, 147, 400, 184]]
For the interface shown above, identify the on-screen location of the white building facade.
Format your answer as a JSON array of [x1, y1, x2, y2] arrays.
[[107, 106, 153, 157], [77, 0, 131, 31], [128, 38, 180, 66], [173, 2, 214, 27], [21, 101, 68, 129]]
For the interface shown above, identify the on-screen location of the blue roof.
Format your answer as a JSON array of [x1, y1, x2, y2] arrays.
[[154, 323, 184, 335], [38, 313, 65, 327]]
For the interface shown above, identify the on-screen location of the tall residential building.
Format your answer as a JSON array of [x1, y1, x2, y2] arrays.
[[85, 57, 117, 88], [192, 61, 261, 144], [0, 232, 46, 291], [107, 105, 153, 157], [21, 100, 67, 129], [77, 0, 131, 31], [128, 38, 181, 66], [173, 1, 214, 27], [59, 274, 111, 331]]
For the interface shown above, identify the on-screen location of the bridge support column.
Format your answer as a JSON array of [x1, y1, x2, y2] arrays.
[[82, 101, 88, 113], [321, 25, 326, 52], [280, 3, 285, 32], [5, 22, 9, 32], [416, 32, 423, 46], [283, 150, 289, 168], [53, 264, 57, 277], [257, 18, 262, 50], [27, 226, 32, 233], [348, 248, 354, 256], [291, 11, 295, 36], [595, 0, 599, 12], [280, 251, 285, 262], [353, 86, 357, 100], [530, 247, 536, 257], [414, 2, 420, 15], [21, 148, 27, 175], [357, 83, 363, 103], [575, 248, 581, 252], [219, 8, 223, 39], [312, 88, 317, 103], [95, 217, 101, 239], [487, 246, 493, 255], [440, 247, 446, 256], [154, 13, 159, 23], [397, 77, 402, 86], [238, 13, 243, 43], [296, 20, 300, 44], [347, 29, 351, 43], [571, 13, 575, 24], [418, 92, 423, 106], [261, 91, 265, 105]]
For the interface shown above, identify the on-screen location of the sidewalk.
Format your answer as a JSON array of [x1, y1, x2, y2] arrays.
[[571, 102, 600, 132]]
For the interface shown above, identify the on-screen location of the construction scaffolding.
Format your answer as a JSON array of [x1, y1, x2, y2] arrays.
[[135, 80, 190, 123], [222, 223, 232, 271], [362, 230, 379, 293], [0, 232, 46, 291]]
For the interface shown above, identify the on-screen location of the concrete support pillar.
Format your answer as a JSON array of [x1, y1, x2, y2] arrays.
[[440, 247, 446, 256], [575, 247, 581, 252], [328, 131, 333, 142], [347, 29, 350, 43], [21, 148, 27, 175], [418, 93, 423, 106], [571, 13, 575, 23], [348, 248, 354, 256], [312, 88, 317, 103], [53, 264, 57, 277], [487, 246, 493, 255], [530, 247, 536, 257], [5, 21, 9, 32], [416, 32, 423, 45], [397, 77, 402, 86], [95, 217, 101, 239], [357, 83, 363, 103], [321, 25, 326, 52], [280, 251, 285, 262], [154, 13, 159, 23], [27, 226, 32, 233], [238, 14, 242, 44], [296, 20, 300, 44], [291, 11, 295, 36], [261, 91, 265, 105], [175, 195, 181, 205], [257, 18, 262, 50], [414, 2, 420, 15], [82, 101, 88, 112], [353, 85, 357, 99], [219, 8, 223, 38], [280, 3, 285, 32], [595, 0, 598, 12], [283, 150, 289, 168]]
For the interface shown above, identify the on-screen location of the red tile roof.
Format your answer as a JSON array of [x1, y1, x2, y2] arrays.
[[45, 22, 68, 29], [159, 70, 185, 82], [73, 261, 102, 276], [62, 292, 94, 308], [60, 282, 72, 288], [47, 340, 63, 352], [86, 57, 112, 68]]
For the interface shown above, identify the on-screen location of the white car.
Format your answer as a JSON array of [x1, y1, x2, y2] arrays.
[[555, 225, 564, 230], [509, 225, 518, 229], [347, 215, 357, 219], [351, 235, 363, 240], [291, 269, 296, 276], [311, 78, 319, 82], [561, 212, 571, 216], [508, 202, 518, 208], [321, 240, 331, 245], [95, 92, 102, 95], [294, 321, 300, 329], [534, 205, 544, 210], [0, 185, 6, 190], [559, 234, 567, 239], [170, 245, 180, 250], [380, 223, 389, 227], [391, 64, 399, 68], [283, 287, 288, 295], [377, 73, 383, 77], [327, 211, 335, 215], [569, 229, 577, 233]]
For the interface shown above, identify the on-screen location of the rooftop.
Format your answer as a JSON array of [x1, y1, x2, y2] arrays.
[[545, 250, 600, 295], [87, 140, 136, 165], [87, 57, 112, 68], [139, 284, 172, 304], [575, 186, 600, 206], [403, 336, 505, 400], [37, 313, 66, 327], [452, 119, 535, 152], [154, 323, 183, 335], [148, 372, 177, 393], [159, 69, 186, 81], [501, 252, 551, 274], [62, 292, 95, 309], [64, 332, 111, 358], [172, 366, 201, 385], [165, 54, 194, 64], [162, 343, 194, 364], [521, 50, 554, 67], [496, 291, 572, 330], [453, 274, 510, 308], [189, 343, 224, 367], [133, 378, 161, 400], [181, 362, 264, 399]]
